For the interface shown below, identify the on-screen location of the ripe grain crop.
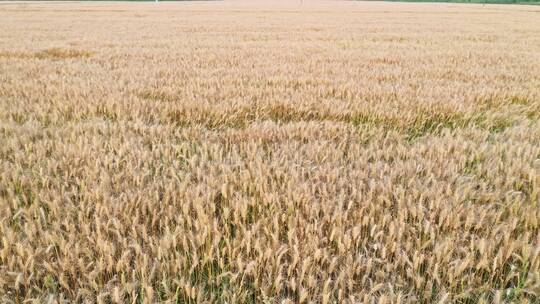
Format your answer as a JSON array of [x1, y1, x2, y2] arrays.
[[1, 1, 540, 303]]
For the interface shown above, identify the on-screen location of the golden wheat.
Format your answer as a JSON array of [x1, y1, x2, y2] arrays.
[[0, 1, 539, 303]]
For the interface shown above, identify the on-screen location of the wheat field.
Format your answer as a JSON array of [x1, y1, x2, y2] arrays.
[[1, 0, 540, 303]]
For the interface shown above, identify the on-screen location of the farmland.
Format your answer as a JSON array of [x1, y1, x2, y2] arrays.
[[1, 1, 540, 302]]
